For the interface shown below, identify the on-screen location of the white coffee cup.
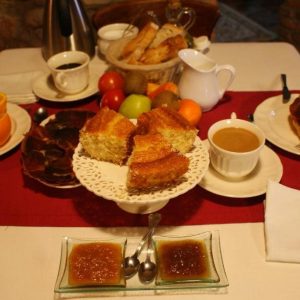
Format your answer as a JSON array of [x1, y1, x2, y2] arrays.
[[97, 23, 138, 55], [207, 113, 265, 178], [47, 51, 90, 94]]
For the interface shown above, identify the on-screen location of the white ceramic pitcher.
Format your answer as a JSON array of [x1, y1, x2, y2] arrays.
[[178, 49, 236, 111]]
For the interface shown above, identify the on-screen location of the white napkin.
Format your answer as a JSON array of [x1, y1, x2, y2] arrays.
[[0, 71, 42, 104], [264, 180, 300, 263]]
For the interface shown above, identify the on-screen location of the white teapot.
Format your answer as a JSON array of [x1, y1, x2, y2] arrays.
[[178, 49, 236, 111]]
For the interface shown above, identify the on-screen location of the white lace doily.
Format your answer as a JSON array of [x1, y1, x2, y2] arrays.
[[72, 137, 209, 205]]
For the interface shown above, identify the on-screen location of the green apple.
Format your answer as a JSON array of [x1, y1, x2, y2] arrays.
[[118, 94, 151, 119]]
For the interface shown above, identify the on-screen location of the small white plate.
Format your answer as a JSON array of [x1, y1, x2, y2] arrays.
[[198, 140, 283, 198], [32, 71, 99, 102], [0, 103, 31, 155], [254, 94, 300, 155]]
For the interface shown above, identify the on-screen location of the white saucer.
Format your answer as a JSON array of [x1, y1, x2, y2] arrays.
[[0, 103, 31, 155], [32, 71, 99, 102], [198, 140, 283, 198], [254, 94, 300, 155]]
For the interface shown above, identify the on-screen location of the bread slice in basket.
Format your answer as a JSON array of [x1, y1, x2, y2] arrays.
[[149, 23, 185, 48], [121, 22, 159, 64], [121, 22, 187, 65]]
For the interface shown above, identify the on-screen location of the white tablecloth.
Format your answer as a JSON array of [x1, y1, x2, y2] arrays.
[[0, 42, 299, 92], [1, 42, 300, 300]]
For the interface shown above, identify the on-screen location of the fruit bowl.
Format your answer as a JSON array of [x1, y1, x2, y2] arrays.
[[105, 37, 183, 85]]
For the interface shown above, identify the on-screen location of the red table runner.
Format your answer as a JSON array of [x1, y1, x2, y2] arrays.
[[1, 91, 299, 227]]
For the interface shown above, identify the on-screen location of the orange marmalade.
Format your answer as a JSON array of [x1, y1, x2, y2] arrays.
[[156, 239, 210, 281], [68, 242, 123, 286]]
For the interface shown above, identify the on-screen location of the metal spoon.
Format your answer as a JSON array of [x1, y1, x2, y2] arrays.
[[124, 213, 161, 279], [33, 107, 48, 124], [138, 230, 157, 284]]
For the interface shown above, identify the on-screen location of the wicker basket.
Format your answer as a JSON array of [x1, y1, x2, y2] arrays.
[[105, 38, 183, 84]]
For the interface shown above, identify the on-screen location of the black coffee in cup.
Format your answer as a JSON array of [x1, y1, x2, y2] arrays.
[[56, 62, 81, 70], [47, 50, 90, 94]]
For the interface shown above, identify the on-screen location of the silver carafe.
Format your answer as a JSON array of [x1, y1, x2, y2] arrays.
[[42, 0, 95, 60]]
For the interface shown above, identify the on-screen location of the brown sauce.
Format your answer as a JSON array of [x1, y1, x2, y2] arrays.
[[212, 127, 260, 152], [156, 239, 210, 281], [68, 242, 123, 286]]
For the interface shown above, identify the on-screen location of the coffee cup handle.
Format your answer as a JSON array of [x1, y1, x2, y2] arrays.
[[216, 65, 236, 98], [55, 72, 67, 88]]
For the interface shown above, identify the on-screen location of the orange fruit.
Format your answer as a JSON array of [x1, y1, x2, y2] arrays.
[[148, 82, 179, 99], [146, 82, 160, 97], [178, 99, 202, 126], [0, 113, 12, 146], [0, 92, 7, 114]]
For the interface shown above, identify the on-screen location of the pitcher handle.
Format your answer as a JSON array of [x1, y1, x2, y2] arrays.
[[178, 7, 196, 30], [216, 65, 236, 98]]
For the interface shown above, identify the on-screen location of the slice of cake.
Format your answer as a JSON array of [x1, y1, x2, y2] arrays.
[[127, 133, 189, 190], [136, 107, 197, 153], [80, 107, 136, 165]]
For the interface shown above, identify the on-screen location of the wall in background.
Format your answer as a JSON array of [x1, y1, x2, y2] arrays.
[[279, 0, 300, 51], [219, 0, 300, 51], [0, 0, 119, 51], [0, 0, 299, 52], [0, 0, 44, 50]]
